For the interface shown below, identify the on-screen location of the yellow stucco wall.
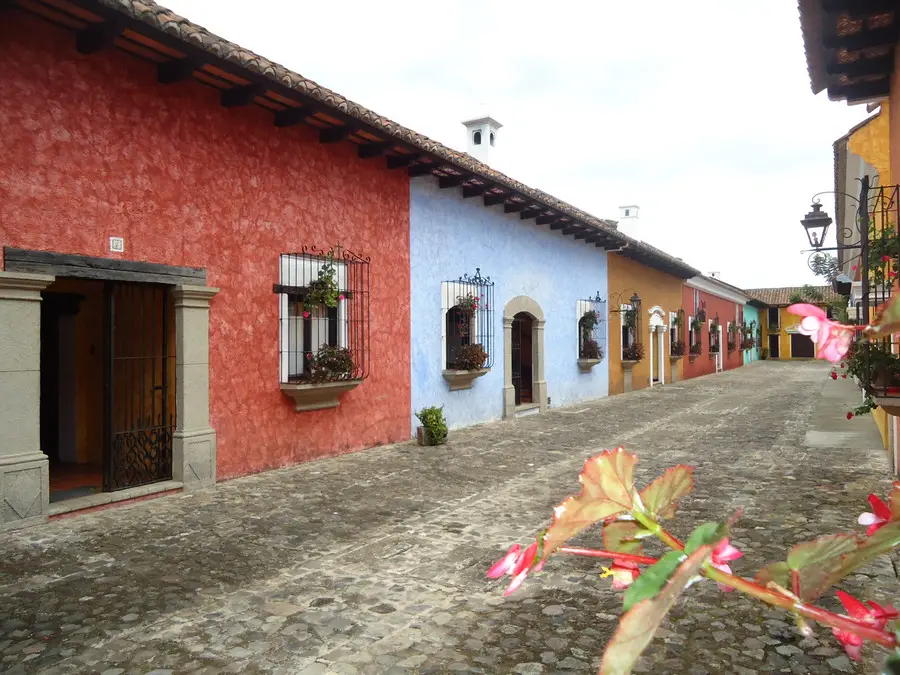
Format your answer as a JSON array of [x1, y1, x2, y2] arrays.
[[607, 254, 684, 395], [848, 100, 892, 186], [761, 305, 831, 360]]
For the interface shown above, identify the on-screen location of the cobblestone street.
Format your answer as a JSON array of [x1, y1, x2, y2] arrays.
[[1, 361, 897, 674]]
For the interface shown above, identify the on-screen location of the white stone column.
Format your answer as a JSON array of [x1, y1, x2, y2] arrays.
[[172, 285, 219, 489], [0, 271, 54, 530], [502, 317, 516, 419], [533, 319, 548, 411]]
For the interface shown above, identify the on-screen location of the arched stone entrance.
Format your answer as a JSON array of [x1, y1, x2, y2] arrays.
[[503, 296, 547, 418], [647, 305, 667, 387]]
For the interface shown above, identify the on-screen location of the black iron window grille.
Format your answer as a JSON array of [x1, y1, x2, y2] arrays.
[[671, 308, 685, 356], [275, 244, 370, 384], [727, 321, 738, 353], [620, 300, 642, 357], [767, 307, 780, 331], [855, 184, 900, 405], [443, 268, 495, 370], [709, 314, 721, 354], [577, 293, 607, 361]]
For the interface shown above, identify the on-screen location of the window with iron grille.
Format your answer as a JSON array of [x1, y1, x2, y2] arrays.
[[275, 245, 370, 384], [442, 269, 494, 370], [577, 295, 606, 361]]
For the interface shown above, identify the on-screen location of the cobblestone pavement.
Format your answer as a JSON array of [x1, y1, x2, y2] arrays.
[[2, 361, 898, 674]]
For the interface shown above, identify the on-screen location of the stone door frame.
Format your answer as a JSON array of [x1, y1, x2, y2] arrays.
[[503, 296, 547, 418], [0, 257, 218, 531]]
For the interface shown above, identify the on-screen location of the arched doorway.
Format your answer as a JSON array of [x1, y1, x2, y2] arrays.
[[647, 306, 667, 386], [503, 296, 546, 418]]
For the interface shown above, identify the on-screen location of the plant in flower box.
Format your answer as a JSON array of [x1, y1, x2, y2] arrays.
[[580, 338, 603, 360], [486, 448, 900, 673], [298, 344, 354, 383], [622, 343, 644, 363], [689, 342, 702, 357], [670, 340, 685, 357], [451, 343, 488, 371]]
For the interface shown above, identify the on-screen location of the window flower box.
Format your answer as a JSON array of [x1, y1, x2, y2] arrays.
[[442, 368, 490, 391], [281, 379, 362, 411], [577, 358, 603, 372]]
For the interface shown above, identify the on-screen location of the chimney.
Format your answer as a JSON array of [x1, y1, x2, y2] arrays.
[[619, 205, 639, 219], [462, 115, 502, 165]]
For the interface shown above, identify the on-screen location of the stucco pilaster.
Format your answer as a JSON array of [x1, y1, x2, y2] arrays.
[[502, 317, 515, 419], [533, 319, 548, 411], [172, 285, 219, 489], [0, 271, 54, 530]]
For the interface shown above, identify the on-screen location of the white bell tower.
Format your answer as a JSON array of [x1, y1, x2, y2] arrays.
[[462, 115, 502, 165]]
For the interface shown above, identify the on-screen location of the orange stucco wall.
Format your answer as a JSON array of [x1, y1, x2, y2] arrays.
[[891, 47, 900, 187], [607, 254, 684, 395]]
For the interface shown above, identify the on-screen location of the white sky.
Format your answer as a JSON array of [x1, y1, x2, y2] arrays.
[[163, 0, 870, 289]]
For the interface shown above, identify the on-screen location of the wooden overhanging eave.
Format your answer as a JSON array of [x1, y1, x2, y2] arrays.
[[9, 0, 693, 273]]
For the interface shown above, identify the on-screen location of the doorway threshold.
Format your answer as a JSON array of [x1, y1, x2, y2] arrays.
[[515, 402, 541, 418], [48, 480, 183, 517]]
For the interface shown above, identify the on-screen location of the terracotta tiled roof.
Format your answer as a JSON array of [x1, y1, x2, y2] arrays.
[[73, 0, 700, 279], [743, 286, 840, 307]]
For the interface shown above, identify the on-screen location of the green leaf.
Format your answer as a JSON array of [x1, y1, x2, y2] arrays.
[[755, 561, 790, 589], [542, 449, 637, 557], [622, 550, 684, 612], [600, 543, 716, 675], [684, 522, 726, 556], [882, 650, 900, 675], [786, 534, 859, 601], [639, 465, 694, 519], [833, 521, 900, 584], [603, 522, 645, 556]]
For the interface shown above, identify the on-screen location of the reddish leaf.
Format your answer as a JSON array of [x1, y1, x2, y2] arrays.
[[599, 543, 717, 675], [785, 534, 859, 602], [755, 561, 790, 590], [639, 465, 694, 519], [832, 521, 900, 585], [542, 449, 637, 557], [603, 522, 644, 556]]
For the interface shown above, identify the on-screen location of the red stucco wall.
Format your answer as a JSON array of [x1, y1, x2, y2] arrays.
[[0, 14, 411, 479], [681, 286, 744, 380]]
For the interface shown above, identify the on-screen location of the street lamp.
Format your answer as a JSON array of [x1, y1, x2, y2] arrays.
[[800, 202, 833, 249]]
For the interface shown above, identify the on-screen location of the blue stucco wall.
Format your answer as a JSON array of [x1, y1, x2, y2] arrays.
[[410, 177, 609, 433], [743, 304, 760, 364]]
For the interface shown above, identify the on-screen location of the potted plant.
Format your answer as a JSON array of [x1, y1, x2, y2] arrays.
[[578, 337, 604, 372], [306, 254, 341, 308], [443, 343, 490, 390], [689, 342, 702, 361], [761, 347, 769, 360], [696, 302, 707, 325], [297, 344, 354, 383], [281, 344, 360, 412], [622, 343, 644, 363], [670, 340, 685, 360], [415, 405, 448, 446], [456, 293, 481, 337]]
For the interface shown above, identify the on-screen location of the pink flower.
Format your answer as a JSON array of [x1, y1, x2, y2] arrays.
[[487, 542, 539, 596], [305, 353, 312, 360], [847, 412, 854, 420], [601, 561, 640, 589], [858, 494, 891, 536], [788, 303, 856, 364], [852, 265, 858, 272], [842, 374, 847, 379], [832, 590, 898, 660], [303, 311, 310, 319], [882, 255, 892, 263], [831, 371, 838, 380], [339, 294, 345, 301], [710, 538, 743, 591]]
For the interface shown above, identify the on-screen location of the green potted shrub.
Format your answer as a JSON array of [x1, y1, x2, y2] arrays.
[[415, 406, 448, 446]]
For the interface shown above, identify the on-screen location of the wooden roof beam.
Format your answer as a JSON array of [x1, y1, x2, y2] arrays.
[[274, 106, 311, 127], [483, 193, 507, 207], [389, 154, 422, 170], [158, 58, 196, 84], [319, 125, 356, 144], [463, 185, 488, 198], [822, 0, 898, 12], [358, 142, 392, 159], [439, 175, 467, 189], [826, 54, 895, 77], [221, 83, 264, 108], [76, 20, 120, 55], [504, 202, 526, 214], [407, 163, 434, 177], [520, 208, 541, 220], [535, 214, 558, 225], [823, 26, 898, 51], [549, 221, 568, 230]]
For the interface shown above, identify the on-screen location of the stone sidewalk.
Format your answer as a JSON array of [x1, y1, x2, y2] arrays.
[[1, 361, 897, 674]]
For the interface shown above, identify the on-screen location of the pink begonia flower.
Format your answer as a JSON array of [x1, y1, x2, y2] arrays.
[[881, 255, 892, 263], [303, 311, 310, 319], [852, 265, 858, 271], [832, 590, 898, 661], [710, 538, 743, 591], [858, 493, 891, 536], [601, 561, 640, 589], [487, 542, 540, 596], [339, 294, 345, 301], [787, 303, 857, 364]]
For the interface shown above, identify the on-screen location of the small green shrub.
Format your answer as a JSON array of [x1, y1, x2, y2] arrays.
[[416, 406, 448, 445]]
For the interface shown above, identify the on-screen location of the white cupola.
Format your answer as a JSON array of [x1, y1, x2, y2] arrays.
[[462, 115, 502, 165]]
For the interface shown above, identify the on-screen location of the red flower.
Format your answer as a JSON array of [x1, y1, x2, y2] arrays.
[[831, 371, 838, 380], [832, 590, 898, 660], [842, 374, 847, 379], [710, 539, 743, 591], [890, 271, 897, 279], [841, 362, 845, 368], [882, 255, 892, 263], [487, 542, 539, 596], [847, 412, 854, 420], [339, 294, 345, 301], [303, 311, 310, 319], [601, 561, 640, 589], [858, 494, 891, 536], [852, 265, 858, 271]]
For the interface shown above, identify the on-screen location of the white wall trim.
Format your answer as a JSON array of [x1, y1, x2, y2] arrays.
[[685, 275, 749, 305]]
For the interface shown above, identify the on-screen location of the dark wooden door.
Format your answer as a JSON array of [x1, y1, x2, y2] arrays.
[[511, 316, 522, 405], [790, 333, 815, 359], [768, 334, 780, 358]]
